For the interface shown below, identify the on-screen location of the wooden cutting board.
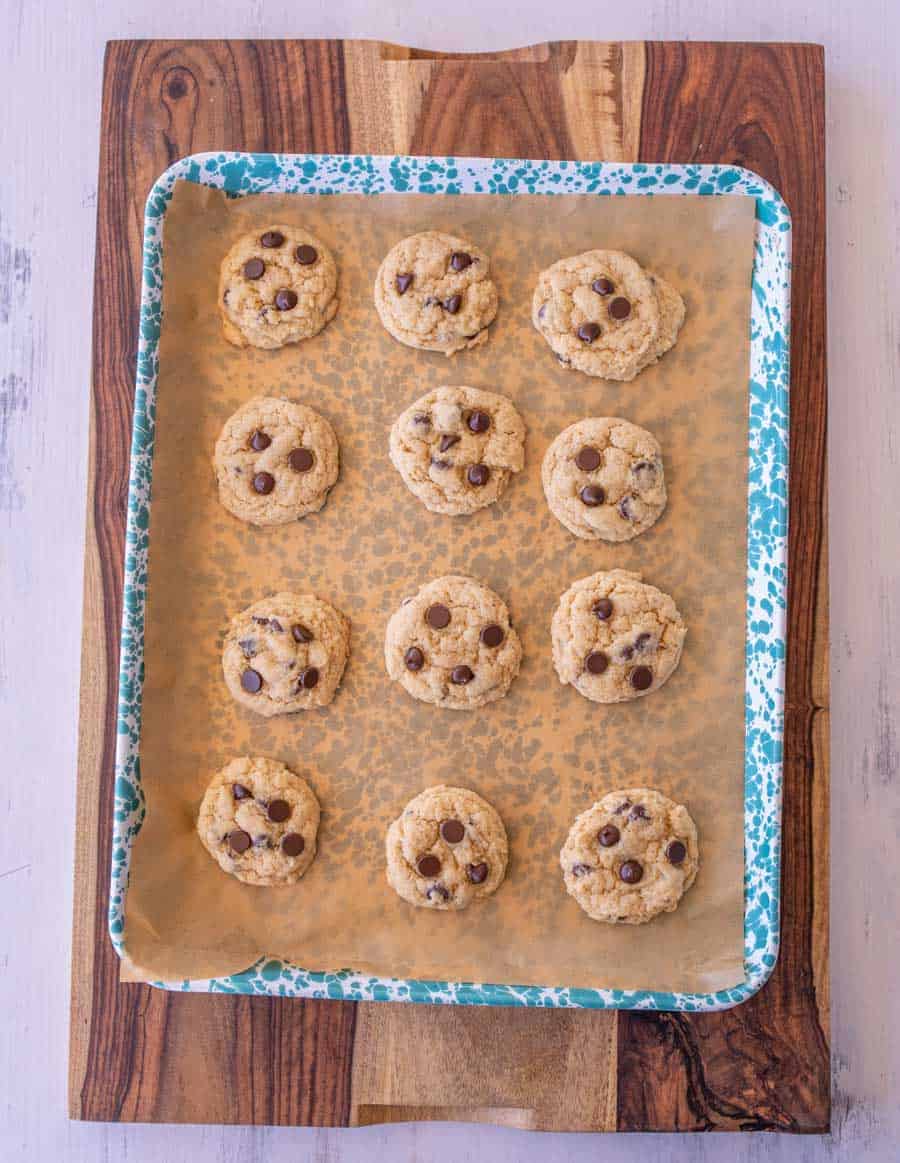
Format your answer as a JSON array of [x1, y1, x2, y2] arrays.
[[70, 39, 829, 1132]]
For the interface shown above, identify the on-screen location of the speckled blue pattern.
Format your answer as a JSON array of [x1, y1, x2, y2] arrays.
[[110, 154, 790, 1010]]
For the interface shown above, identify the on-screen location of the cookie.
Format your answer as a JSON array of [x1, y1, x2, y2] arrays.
[[541, 417, 666, 541], [385, 575, 522, 710], [219, 225, 338, 349], [551, 570, 686, 703], [222, 592, 350, 717], [560, 788, 699, 923], [213, 396, 340, 527], [389, 385, 526, 515], [532, 249, 685, 380], [197, 757, 320, 886], [374, 231, 499, 355], [386, 785, 508, 909]]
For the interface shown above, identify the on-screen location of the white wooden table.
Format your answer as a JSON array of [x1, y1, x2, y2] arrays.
[[0, 1, 896, 1158]]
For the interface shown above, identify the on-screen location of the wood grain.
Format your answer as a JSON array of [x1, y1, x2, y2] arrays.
[[70, 38, 828, 1132], [350, 1004, 617, 1131]]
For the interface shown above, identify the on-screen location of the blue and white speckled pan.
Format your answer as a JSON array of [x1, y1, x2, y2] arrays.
[[109, 154, 790, 1010]]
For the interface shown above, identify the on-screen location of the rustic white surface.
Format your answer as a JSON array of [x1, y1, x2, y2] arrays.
[[0, 0, 896, 1158]]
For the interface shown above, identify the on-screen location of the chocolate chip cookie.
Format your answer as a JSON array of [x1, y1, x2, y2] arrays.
[[542, 416, 666, 541], [222, 592, 350, 717], [213, 396, 340, 526], [560, 788, 699, 923], [552, 570, 686, 703], [385, 574, 522, 710], [197, 756, 320, 886], [386, 785, 508, 910], [219, 225, 338, 349], [374, 231, 498, 355], [389, 385, 526, 515], [532, 249, 685, 380]]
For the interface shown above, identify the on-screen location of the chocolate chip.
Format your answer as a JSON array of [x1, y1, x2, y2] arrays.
[[253, 835, 271, 849], [632, 459, 658, 486], [250, 429, 271, 451], [261, 230, 284, 248], [598, 824, 620, 847], [444, 294, 462, 314], [467, 410, 491, 434], [450, 251, 472, 271], [396, 272, 414, 294], [609, 296, 631, 320], [575, 446, 601, 472], [615, 802, 632, 815], [617, 643, 635, 662], [241, 668, 263, 693], [295, 244, 318, 265], [243, 258, 265, 280], [451, 665, 474, 685], [426, 603, 451, 629], [592, 276, 614, 295], [634, 632, 655, 652], [480, 624, 504, 648], [424, 296, 440, 307], [413, 412, 431, 427], [427, 883, 451, 901], [288, 447, 314, 473], [537, 303, 547, 321], [291, 623, 313, 643], [267, 799, 291, 823], [631, 666, 653, 691], [269, 619, 284, 633], [227, 829, 251, 854], [238, 638, 257, 658], [467, 464, 490, 487], [417, 854, 441, 877], [467, 862, 489, 884], [252, 471, 275, 494], [232, 783, 251, 800], [275, 288, 298, 310], [579, 484, 606, 507], [440, 819, 465, 844], [585, 650, 609, 675], [404, 646, 425, 671], [282, 833, 305, 857], [619, 859, 643, 884], [571, 862, 592, 877], [618, 495, 636, 520], [252, 616, 270, 625], [577, 321, 601, 343], [592, 598, 613, 620], [297, 666, 319, 690], [666, 840, 687, 866], [430, 458, 451, 470], [629, 804, 649, 821], [439, 434, 461, 452]]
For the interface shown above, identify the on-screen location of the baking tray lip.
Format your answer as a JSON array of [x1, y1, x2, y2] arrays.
[[108, 152, 790, 1011]]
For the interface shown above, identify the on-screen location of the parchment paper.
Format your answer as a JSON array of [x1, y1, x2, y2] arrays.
[[122, 180, 756, 993]]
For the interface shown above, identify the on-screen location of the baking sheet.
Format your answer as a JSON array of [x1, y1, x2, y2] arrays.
[[121, 180, 755, 992]]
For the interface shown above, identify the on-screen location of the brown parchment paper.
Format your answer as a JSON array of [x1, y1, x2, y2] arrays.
[[121, 180, 756, 993]]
